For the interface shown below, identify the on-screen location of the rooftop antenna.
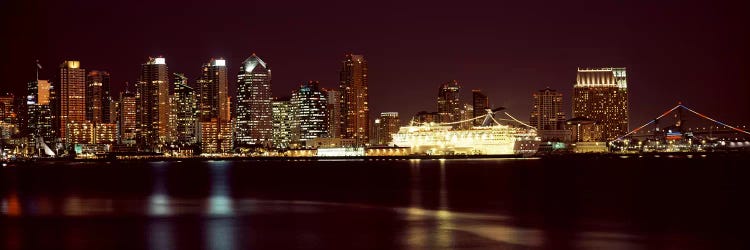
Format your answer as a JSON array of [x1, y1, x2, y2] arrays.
[[35, 59, 42, 81]]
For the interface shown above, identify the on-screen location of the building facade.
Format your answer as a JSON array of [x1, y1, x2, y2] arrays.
[[26, 80, 54, 144], [236, 54, 273, 147], [85, 70, 111, 123], [173, 73, 197, 145], [118, 90, 137, 145], [52, 61, 86, 145], [572, 68, 629, 141], [324, 89, 340, 138], [530, 88, 565, 130], [437, 80, 461, 125], [272, 98, 293, 149], [339, 54, 369, 145], [375, 112, 400, 146], [472, 89, 489, 126], [136, 57, 170, 150], [291, 81, 328, 146]]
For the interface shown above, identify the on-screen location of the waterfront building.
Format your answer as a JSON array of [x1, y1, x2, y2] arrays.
[[52, 61, 86, 145], [199, 118, 232, 154], [530, 87, 566, 130], [173, 73, 197, 145], [0, 93, 18, 139], [375, 112, 400, 146], [472, 89, 489, 126], [437, 80, 461, 125], [118, 87, 137, 145], [85, 70, 111, 123], [136, 57, 170, 150], [572, 68, 629, 141], [291, 81, 328, 146], [339, 54, 369, 145], [236, 53, 272, 147], [324, 89, 341, 138], [197, 59, 231, 152], [272, 98, 293, 149], [26, 80, 54, 144]]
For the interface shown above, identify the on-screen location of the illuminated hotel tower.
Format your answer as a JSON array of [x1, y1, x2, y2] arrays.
[[530, 88, 565, 130], [437, 80, 461, 124], [572, 67, 629, 141], [197, 59, 231, 153], [52, 61, 86, 143], [86, 70, 111, 123], [136, 57, 170, 150], [339, 54, 369, 145], [236, 53, 272, 147], [27, 79, 54, 144]]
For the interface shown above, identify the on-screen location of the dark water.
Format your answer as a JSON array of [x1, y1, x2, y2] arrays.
[[2, 156, 749, 249]]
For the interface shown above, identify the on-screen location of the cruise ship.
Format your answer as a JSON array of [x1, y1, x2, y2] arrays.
[[391, 109, 540, 156]]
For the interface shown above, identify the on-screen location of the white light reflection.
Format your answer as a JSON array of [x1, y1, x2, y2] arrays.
[[207, 161, 233, 216], [148, 162, 172, 216]]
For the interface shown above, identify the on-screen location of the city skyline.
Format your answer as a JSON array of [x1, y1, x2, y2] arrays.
[[2, 1, 748, 129]]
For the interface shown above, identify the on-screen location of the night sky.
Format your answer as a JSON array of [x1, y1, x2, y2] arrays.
[[2, 0, 749, 128]]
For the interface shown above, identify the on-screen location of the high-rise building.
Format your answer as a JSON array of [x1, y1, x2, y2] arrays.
[[26, 80, 54, 144], [136, 57, 170, 150], [437, 80, 461, 125], [472, 89, 489, 126], [236, 53, 272, 147], [324, 89, 340, 138], [173, 73, 197, 145], [197, 59, 229, 122], [0, 93, 18, 139], [572, 67, 629, 141], [85, 70, 111, 123], [52, 61, 86, 144], [339, 54, 369, 145], [272, 98, 293, 149], [375, 112, 400, 146], [413, 111, 439, 124], [459, 103, 474, 129], [530, 88, 565, 130], [291, 81, 328, 145], [118, 89, 137, 145]]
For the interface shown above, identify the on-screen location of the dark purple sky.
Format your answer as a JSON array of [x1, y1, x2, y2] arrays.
[[2, 0, 749, 128]]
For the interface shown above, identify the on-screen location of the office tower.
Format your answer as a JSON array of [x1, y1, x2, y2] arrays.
[[339, 54, 369, 145], [0, 93, 17, 139], [572, 68, 629, 141], [26, 80, 54, 144], [375, 112, 400, 145], [291, 81, 328, 145], [236, 53, 272, 147], [85, 70, 111, 123], [197, 59, 229, 122], [173, 73, 197, 145], [472, 89, 489, 126], [272, 98, 293, 149], [437, 80, 461, 125], [136, 57, 169, 150], [324, 89, 340, 138], [52, 61, 86, 144], [530, 88, 565, 130], [118, 90, 137, 145]]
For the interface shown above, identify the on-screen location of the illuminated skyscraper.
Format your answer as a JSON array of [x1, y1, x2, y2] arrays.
[[272, 98, 293, 149], [136, 57, 169, 150], [375, 112, 400, 146], [530, 88, 565, 130], [52, 61, 86, 144], [291, 81, 328, 145], [472, 89, 489, 126], [118, 89, 137, 145], [339, 54, 369, 145], [236, 53, 273, 147], [324, 89, 340, 138], [197, 59, 229, 122], [437, 80, 461, 125], [85, 70, 111, 123], [0, 93, 18, 140], [572, 67, 629, 141], [173, 73, 197, 145], [27, 79, 54, 144]]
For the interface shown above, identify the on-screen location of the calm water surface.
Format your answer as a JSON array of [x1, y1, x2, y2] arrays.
[[2, 156, 749, 249]]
